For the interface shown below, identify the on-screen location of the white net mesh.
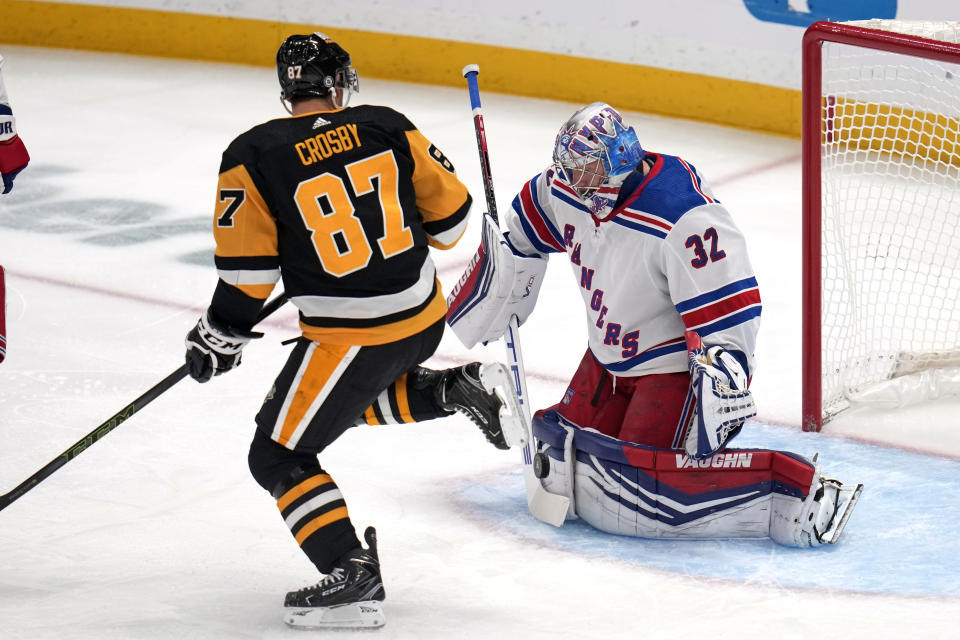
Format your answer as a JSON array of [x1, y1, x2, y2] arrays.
[[820, 20, 960, 420]]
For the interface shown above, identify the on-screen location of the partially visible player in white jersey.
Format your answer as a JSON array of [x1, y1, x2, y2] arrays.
[[0, 53, 29, 196], [448, 102, 863, 548], [0, 53, 31, 365]]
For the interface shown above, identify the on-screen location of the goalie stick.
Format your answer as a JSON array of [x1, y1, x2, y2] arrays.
[[0, 292, 289, 513], [462, 64, 569, 527], [0, 265, 6, 364]]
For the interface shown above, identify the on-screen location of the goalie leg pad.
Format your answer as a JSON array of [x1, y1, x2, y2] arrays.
[[538, 417, 841, 544], [531, 410, 577, 520]]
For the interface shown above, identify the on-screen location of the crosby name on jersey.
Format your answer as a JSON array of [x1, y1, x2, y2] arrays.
[[506, 153, 761, 377], [210, 105, 472, 344]]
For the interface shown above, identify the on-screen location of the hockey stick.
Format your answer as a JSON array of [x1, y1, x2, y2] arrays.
[[0, 292, 289, 513], [0, 265, 6, 364], [462, 64, 569, 527]]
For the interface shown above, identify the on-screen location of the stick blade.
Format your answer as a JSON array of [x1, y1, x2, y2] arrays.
[[524, 472, 570, 527]]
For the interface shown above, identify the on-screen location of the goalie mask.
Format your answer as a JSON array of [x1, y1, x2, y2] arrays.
[[276, 32, 359, 110], [553, 102, 644, 218]]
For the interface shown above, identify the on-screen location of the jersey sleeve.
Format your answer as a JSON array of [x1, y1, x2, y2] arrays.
[[504, 168, 567, 257], [662, 203, 761, 376], [404, 129, 472, 249], [209, 147, 281, 327]]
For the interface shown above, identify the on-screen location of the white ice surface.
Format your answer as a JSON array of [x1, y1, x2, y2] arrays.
[[0, 46, 958, 639]]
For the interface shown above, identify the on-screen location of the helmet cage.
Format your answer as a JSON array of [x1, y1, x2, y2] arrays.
[[277, 32, 359, 109], [552, 103, 643, 199]]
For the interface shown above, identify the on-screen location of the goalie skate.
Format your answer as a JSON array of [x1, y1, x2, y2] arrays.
[[478, 361, 527, 449], [815, 479, 863, 545], [284, 601, 385, 629]]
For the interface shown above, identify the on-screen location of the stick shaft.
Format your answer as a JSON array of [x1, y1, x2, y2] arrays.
[[463, 68, 499, 224], [461, 65, 569, 526], [0, 292, 289, 512]]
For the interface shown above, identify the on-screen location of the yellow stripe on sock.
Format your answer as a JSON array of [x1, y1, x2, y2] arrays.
[[276, 473, 333, 512], [364, 405, 381, 426], [394, 374, 415, 423], [294, 506, 351, 545]]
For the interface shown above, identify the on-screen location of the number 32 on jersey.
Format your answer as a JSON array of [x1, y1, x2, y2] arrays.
[[685, 226, 726, 269]]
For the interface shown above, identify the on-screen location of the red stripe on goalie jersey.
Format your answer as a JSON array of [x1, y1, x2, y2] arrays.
[[680, 288, 762, 329], [213, 164, 279, 300], [519, 177, 565, 252]]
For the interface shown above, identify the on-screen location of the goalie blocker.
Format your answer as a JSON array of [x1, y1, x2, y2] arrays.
[[533, 409, 862, 547], [446, 213, 548, 349]]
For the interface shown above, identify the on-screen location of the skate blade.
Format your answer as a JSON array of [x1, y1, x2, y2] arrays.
[[479, 362, 528, 449], [822, 483, 864, 544], [284, 600, 385, 629]]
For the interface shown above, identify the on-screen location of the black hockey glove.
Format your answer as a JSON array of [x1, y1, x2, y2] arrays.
[[184, 310, 262, 383]]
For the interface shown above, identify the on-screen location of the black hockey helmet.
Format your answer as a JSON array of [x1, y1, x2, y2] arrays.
[[276, 32, 359, 108]]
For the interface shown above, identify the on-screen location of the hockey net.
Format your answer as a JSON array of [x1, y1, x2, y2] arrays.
[[802, 20, 960, 430]]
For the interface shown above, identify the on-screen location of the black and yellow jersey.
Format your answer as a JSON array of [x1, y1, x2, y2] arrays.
[[208, 105, 472, 345]]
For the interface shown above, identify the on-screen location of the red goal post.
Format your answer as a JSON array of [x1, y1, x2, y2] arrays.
[[802, 20, 960, 431]]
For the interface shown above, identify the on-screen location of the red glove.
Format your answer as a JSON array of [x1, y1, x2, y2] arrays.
[[0, 133, 29, 194]]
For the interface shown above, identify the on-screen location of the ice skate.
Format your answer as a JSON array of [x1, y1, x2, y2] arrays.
[[434, 362, 526, 449], [809, 478, 863, 545], [283, 527, 386, 629]]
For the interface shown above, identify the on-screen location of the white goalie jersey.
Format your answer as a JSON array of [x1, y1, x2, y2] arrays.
[[505, 153, 761, 378]]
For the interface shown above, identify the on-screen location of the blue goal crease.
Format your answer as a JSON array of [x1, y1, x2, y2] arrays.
[[456, 421, 960, 597]]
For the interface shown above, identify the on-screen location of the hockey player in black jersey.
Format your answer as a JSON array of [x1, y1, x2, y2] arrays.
[[183, 32, 523, 630]]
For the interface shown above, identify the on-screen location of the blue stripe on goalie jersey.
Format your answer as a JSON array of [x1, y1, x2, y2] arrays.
[[0, 105, 11, 116], [675, 276, 760, 312], [512, 196, 559, 255], [693, 306, 762, 340], [527, 173, 566, 248], [601, 340, 687, 373], [512, 175, 565, 254], [550, 183, 591, 214], [610, 215, 668, 239]]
